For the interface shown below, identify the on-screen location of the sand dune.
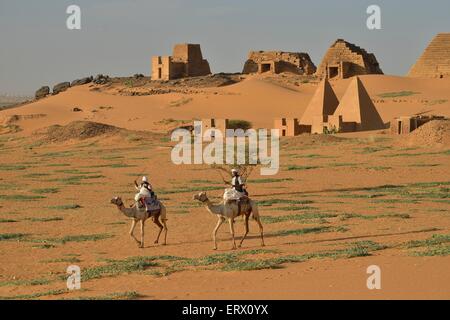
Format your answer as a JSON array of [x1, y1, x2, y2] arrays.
[[1, 74, 450, 135]]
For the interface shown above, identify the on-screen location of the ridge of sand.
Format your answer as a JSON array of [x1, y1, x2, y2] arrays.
[[1, 75, 449, 136]]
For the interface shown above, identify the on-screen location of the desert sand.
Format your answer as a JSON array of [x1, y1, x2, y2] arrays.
[[0, 74, 449, 300]]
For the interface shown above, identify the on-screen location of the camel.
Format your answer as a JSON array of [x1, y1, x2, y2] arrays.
[[193, 191, 265, 250], [110, 196, 168, 248]]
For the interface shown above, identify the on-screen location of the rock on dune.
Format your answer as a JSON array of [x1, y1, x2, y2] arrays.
[[53, 82, 71, 95], [71, 77, 93, 86], [35, 86, 50, 100]]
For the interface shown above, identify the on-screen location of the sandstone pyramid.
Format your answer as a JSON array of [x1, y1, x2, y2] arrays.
[[315, 39, 383, 79], [300, 79, 339, 125], [408, 33, 450, 78], [333, 77, 385, 131]]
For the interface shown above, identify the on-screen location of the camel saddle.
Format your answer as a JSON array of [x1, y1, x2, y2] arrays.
[[226, 196, 251, 215], [136, 198, 161, 212]]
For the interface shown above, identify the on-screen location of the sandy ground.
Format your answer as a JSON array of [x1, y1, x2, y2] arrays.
[[0, 74, 449, 300]]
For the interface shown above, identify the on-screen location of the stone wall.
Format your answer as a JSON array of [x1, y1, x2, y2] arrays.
[[243, 51, 316, 75], [151, 44, 211, 80]]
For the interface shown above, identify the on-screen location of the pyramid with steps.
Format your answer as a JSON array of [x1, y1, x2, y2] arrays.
[[333, 77, 385, 131], [408, 33, 450, 78], [300, 79, 339, 125], [316, 39, 383, 79]]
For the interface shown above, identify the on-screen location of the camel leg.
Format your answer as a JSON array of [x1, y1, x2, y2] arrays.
[[153, 217, 163, 244], [162, 220, 168, 245], [139, 220, 145, 248], [129, 219, 140, 246], [212, 217, 224, 250], [256, 217, 265, 247], [239, 214, 250, 248], [228, 218, 237, 250]]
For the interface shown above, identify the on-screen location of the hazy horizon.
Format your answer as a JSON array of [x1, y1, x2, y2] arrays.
[[1, 0, 449, 95]]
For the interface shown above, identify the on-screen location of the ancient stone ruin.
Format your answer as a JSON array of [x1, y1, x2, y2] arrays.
[[152, 44, 211, 81], [315, 39, 383, 80], [274, 118, 303, 137], [275, 77, 385, 135], [200, 118, 229, 138], [330, 77, 385, 132], [299, 79, 339, 133], [390, 115, 446, 134], [408, 33, 450, 79], [243, 51, 316, 75]]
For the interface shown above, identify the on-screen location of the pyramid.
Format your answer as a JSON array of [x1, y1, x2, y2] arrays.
[[408, 33, 450, 78], [333, 77, 385, 131], [315, 39, 383, 79], [300, 79, 339, 125]]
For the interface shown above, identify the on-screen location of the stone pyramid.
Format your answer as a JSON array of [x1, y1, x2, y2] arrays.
[[333, 77, 385, 131], [408, 33, 450, 78], [300, 79, 339, 125]]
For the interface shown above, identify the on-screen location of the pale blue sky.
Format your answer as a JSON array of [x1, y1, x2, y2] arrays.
[[1, 0, 449, 94]]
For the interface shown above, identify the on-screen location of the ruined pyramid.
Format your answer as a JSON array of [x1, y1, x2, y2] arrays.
[[333, 77, 385, 131], [300, 79, 339, 126], [408, 33, 450, 78]]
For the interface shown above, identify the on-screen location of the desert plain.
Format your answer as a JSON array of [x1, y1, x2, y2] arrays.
[[0, 73, 449, 300]]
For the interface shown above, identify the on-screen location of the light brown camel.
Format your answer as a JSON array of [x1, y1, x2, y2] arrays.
[[193, 191, 265, 250], [110, 196, 167, 248]]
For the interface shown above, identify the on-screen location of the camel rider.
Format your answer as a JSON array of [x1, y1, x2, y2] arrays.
[[231, 169, 248, 196], [134, 176, 155, 212]]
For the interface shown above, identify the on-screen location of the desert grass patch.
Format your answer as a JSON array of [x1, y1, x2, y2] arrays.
[[0, 164, 28, 171], [0, 218, 17, 223], [258, 198, 314, 207], [47, 174, 105, 185], [220, 241, 386, 271], [42, 257, 81, 264], [48, 204, 81, 210], [160, 185, 224, 195], [22, 173, 51, 178], [262, 213, 337, 224], [31, 188, 59, 194], [82, 163, 137, 169], [0, 233, 27, 241], [377, 91, 419, 98], [355, 146, 392, 154], [0, 289, 66, 300], [274, 226, 336, 237], [31, 233, 113, 246], [0, 194, 46, 201], [80, 256, 168, 281], [405, 234, 450, 257], [26, 217, 64, 222], [287, 165, 321, 171], [339, 213, 410, 221], [0, 278, 51, 288]]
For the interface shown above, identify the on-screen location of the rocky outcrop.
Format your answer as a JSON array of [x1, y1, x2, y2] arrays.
[[35, 86, 50, 100], [93, 74, 110, 85], [71, 76, 93, 86], [53, 82, 71, 95]]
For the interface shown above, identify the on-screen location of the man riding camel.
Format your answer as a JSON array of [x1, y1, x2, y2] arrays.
[[134, 176, 156, 213], [230, 169, 248, 196], [223, 169, 249, 214]]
